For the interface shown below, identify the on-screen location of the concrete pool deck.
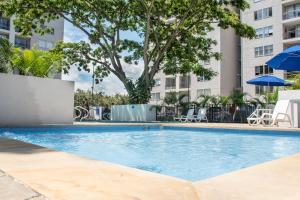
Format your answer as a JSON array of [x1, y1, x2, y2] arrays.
[[1, 123, 300, 199]]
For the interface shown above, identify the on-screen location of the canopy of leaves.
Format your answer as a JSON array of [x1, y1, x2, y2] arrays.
[[0, 0, 255, 103]]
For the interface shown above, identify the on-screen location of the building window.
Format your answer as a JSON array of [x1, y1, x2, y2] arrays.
[[15, 36, 31, 49], [197, 89, 211, 97], [256, 26, 273, 38], [255, 65, 274, 76], [38, 40, 54, 50], [179, 75, 190, 89], [254, 7, 272, 21], [255, 85, 274, 95], [255, 45, 273, 57], [255, 46, 264, 57], [151, 92, 160, 101], [165, 77, 176, 90], [154, 78, 161, 87], [264, 45, 273, 56], [0, 16, 10, 30], [0, 32, 9, 40]]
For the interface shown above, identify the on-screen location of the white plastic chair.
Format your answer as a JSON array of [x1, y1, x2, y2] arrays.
[[190, 108, 208, 122], [175, 109, 194, 122], [247, 108, 272, 126], [261, 100, 293, 127]]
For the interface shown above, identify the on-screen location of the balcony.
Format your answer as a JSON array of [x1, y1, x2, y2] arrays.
[[284, 28, 300, 39], [283, 25, 300, 44], [283, 9, 300, 20], [0, 17, 10, 30]]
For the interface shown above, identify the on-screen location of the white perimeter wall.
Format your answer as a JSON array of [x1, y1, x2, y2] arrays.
[[111, 104, 156, 122], [278, 90, 300, 128], [0, 73, 74, 126]]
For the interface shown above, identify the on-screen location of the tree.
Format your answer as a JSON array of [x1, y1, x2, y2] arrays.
[[288, 73, 300, 90], [229, 89, 247, 106], [74, 89, 130, 109], [0, 38, 14, 73], [0, 0, 255, 103], [163, 91, 178, 106], [11, 48, 63, 78]]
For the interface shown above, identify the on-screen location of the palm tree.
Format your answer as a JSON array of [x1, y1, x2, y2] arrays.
[[287, 73, 300, 90], [11, 48, 63, 77], [0, 38, 14, 73], [229, 89, 248, 106], [163, 92, 178, 106], [218, 96, 230, 107]]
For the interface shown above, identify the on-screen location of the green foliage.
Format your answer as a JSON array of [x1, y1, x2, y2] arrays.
[[163, 91, 178, 106], [0, 0, 255, 103], [288, 73, 300, 90], [0, 38, 14, 73], [75, 89, 130, 109], [218, 96, 230, 107], [264, 89, 278, 104], [248, 97, 266, 108], [11, 48, 63, 77], [229, 89, 248, 106], [197, 95, 211, 107]]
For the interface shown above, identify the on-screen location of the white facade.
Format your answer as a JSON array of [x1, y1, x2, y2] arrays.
[[150, 26, 240, 105], [241, 0, 300, 97], [0, 15, 64, 78], [0, 15, 64, 50]]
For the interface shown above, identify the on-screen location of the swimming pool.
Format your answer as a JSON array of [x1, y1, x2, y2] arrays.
[[1, 125, 300, 181]]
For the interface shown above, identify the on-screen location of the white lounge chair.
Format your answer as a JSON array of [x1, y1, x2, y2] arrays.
[[247, 108, 272, 126], [190, 108, 208, 122], [175, 109, 194, 122], [261, 100, 293, 127]]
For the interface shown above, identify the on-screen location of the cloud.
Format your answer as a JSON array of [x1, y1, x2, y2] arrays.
[[61, 61, 144, 96], [64, 21, 88, 42]]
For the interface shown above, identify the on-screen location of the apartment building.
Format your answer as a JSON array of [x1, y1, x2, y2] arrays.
[[241, 0, 299, 97], [0, 15, 64, 50], [0, 14, 64, 78], [150, 25, 241, 105]]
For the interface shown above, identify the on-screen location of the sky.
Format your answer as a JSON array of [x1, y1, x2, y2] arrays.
[[61, 21, 143, 95]]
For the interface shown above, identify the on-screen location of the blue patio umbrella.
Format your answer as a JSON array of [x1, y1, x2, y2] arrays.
[[246, 75, 292, 86], [266, 45, 300, 71]]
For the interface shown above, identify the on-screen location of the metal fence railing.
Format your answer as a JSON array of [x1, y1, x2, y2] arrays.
[[156, 104, 258, 123]]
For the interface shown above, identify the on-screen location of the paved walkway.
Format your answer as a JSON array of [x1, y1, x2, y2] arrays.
[[0, 169, 46, 200], [0, 138, 199, 200]]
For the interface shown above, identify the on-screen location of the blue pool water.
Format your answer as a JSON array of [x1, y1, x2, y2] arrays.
[[1, 126, 300, 181]]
